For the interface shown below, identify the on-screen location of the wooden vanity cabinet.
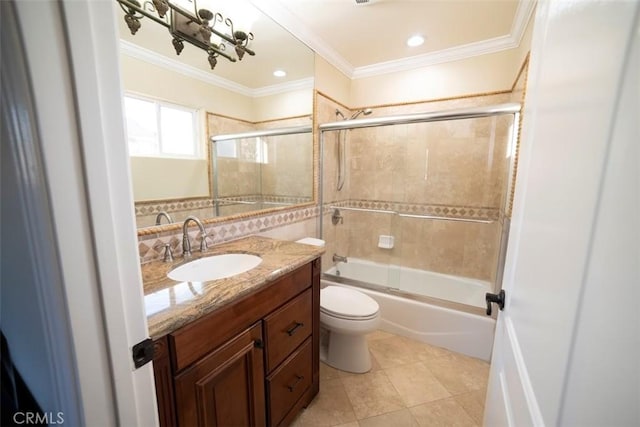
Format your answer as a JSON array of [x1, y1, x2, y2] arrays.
[[174, 322, 265, 427], [152, 258, 321, 427]]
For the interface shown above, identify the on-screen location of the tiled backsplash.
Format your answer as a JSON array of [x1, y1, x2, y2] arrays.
[[138, 205, 319, 263]]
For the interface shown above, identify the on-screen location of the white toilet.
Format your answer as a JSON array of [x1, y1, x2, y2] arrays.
[[320, 286, 380, 373], [295, 238, 381, 373]]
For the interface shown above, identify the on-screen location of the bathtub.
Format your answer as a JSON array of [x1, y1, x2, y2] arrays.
[[323, 258, 496, 361]]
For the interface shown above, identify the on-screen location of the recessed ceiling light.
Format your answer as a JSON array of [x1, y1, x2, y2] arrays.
[[407, 35, 425, 47], [273, 70, 287, 77]]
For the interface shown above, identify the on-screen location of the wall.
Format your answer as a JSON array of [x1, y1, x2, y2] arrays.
[[314, 55, 351, 106], [253, 88, 313, 122], [351, 50, 521, 107], [130, 157, 210, 201]]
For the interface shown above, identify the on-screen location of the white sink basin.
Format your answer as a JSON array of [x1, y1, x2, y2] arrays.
[[168, 254, 262, 282]]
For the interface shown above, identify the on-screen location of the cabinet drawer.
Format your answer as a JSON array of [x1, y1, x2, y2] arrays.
[[266, 339, 312, 427], [264, 288, 312, 371]]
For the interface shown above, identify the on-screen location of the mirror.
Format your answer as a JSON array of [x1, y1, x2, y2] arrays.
[[212, 125, 313, 217], [115, 0, 315, 230]]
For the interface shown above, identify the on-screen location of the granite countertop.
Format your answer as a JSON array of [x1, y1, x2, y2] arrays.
[[142, 236, 324, 339]]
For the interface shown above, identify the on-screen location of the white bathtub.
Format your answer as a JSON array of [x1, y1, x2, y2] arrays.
[[323, 258, 496, 361], [326, 258, 491, 308]]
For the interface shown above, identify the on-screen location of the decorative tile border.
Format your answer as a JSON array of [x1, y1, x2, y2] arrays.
[[217, 195, 312, 206], [135, 195, 313, 216], [135, 198, 213, 216], [324, 199, 500, 221], [138, 205, 320, 263]]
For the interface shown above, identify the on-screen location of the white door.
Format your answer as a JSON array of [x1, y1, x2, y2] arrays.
[[484, 1, 639, 426], [14, 1, 159, 425]]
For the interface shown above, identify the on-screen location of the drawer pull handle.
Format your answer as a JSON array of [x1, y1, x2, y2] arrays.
[[287, 375, 304, 392], [286, 322, 304, 336]]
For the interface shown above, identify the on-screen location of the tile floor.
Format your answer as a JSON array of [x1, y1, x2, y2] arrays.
[[291, 330, 490, 427]]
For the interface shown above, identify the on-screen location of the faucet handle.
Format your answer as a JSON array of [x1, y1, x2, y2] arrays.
[[162, 244, 174, 263], [200, 233, 210, 252]]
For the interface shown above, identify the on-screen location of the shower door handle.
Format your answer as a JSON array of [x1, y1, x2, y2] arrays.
[[485, 290, 505, 316]]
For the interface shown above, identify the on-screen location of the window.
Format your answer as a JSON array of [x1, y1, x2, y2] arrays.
[[123, 95, 200, 158]]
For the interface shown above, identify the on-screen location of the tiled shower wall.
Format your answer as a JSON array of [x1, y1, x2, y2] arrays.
[[320, 91, 516, 284]]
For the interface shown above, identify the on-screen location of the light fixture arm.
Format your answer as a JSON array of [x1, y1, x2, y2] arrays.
[[114, 0, 255, 69]]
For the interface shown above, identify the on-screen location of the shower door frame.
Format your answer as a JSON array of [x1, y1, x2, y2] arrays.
[[318, 102, 522, 316]]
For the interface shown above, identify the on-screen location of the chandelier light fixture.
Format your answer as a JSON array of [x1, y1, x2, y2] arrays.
[[115, 0, 255, 70]]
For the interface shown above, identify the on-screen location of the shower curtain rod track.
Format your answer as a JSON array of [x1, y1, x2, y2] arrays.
[[329, 205, 495, 224], [319, 102, 521, 132], [211, 125, 312, 142]]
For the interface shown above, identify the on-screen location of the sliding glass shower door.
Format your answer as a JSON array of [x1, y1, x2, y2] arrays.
[[320, 105, 519, 311]]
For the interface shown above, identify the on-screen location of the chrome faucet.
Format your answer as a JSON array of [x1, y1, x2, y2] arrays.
[[181, 216, 209, 257], [332, 254, 348, 263], [155, 211, 173, 225]]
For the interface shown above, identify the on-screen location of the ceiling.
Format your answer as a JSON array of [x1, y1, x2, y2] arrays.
[[117, 0, 533, 93]]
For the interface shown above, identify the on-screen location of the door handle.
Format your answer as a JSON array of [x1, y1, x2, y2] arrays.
[[485, 290, 505, 316]]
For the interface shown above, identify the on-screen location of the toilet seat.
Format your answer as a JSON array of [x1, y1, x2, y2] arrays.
[[320, 286, 379, 321]]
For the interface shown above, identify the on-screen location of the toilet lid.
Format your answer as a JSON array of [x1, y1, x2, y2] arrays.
[[321, 286, 379, 320]]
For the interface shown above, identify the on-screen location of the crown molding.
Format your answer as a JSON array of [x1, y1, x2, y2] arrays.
[[257, 0, 536, 80], [120, 40, 311, 98], [122, 0, 537, 90], [352, 34, 518, 79], [248, 0, 355, 77], [511, 0, 537, 45], [253, 77, 314, 97], [352, 0, 536, 79], [120, 40, 253, 96]]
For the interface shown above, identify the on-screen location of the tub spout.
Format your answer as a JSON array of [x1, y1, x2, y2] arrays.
[[333, 254, 348, 263]]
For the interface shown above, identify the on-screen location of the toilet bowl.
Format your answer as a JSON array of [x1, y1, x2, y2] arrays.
[[320, 286, 380, 373], [294, 238, 380, 373]]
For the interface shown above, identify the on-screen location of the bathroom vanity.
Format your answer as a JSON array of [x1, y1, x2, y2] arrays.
[[142, 237, 323, 427]]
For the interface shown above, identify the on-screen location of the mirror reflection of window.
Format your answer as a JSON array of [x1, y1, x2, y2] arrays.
[[258, 138, 268, 164], [216, 140, 238, 158], [123, 94, 200, 158]]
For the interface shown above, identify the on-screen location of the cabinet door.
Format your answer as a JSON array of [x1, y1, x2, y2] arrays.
[[174, 322, 265, 427]]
